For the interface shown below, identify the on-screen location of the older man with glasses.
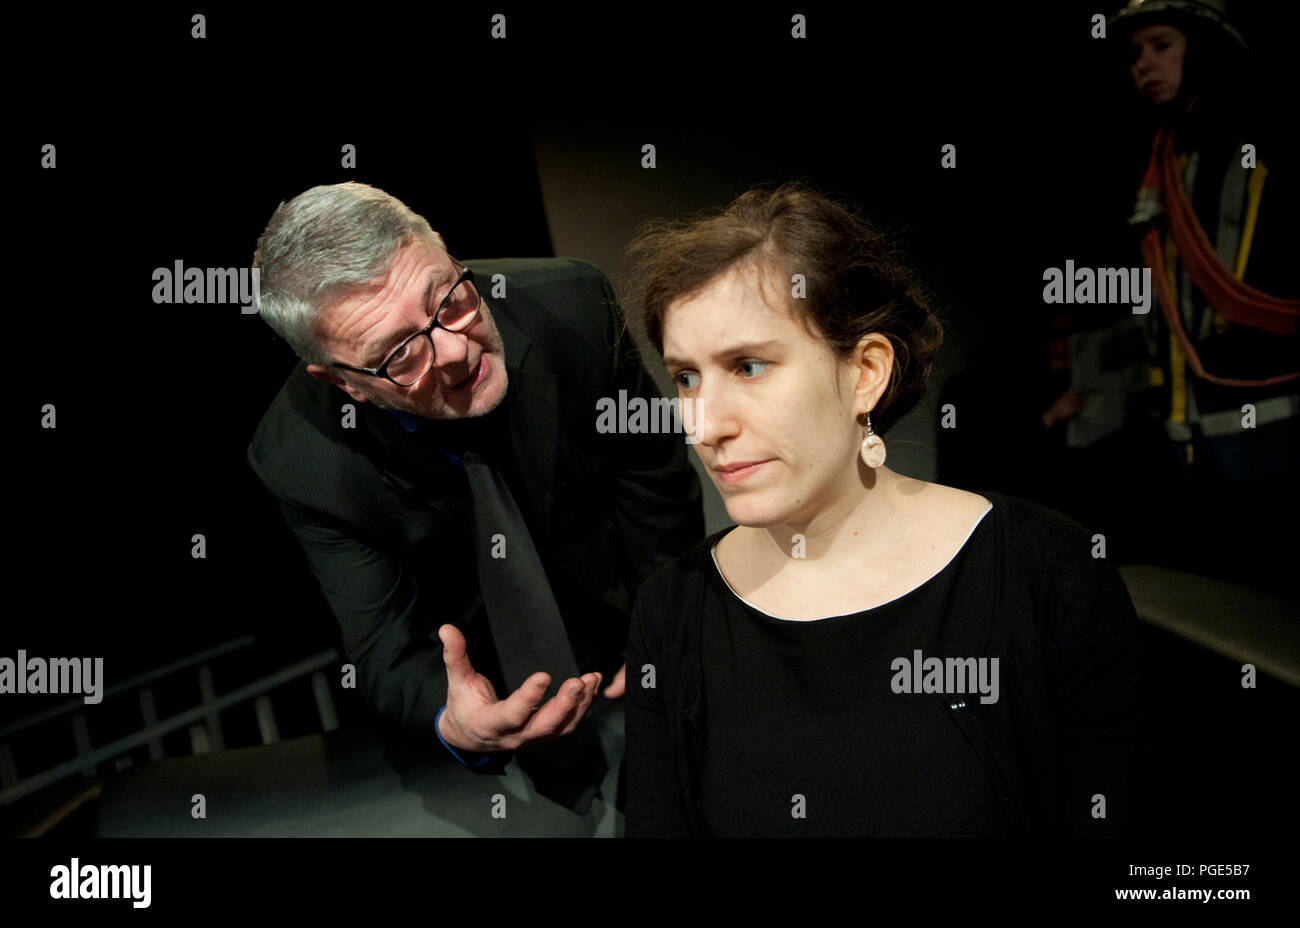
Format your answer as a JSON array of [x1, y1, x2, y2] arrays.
[[246, 182, 702, 819]]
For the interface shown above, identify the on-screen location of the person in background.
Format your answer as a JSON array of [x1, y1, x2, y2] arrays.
[[1047, 0, 1297, 594]]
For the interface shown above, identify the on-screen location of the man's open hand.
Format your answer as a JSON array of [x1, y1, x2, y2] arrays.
[[436, 624, 602, 754]]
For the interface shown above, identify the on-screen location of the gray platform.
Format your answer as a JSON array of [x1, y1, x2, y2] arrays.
[[1120, 565, 1300, 686], [92, 701, 625, 837]]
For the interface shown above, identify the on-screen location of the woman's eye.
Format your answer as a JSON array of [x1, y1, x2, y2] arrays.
[[738, 359, 769, 378], [675, 371, 701, 390]]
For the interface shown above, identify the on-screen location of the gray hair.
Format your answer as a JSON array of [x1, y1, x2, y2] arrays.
[[252, 182, 444, 364]]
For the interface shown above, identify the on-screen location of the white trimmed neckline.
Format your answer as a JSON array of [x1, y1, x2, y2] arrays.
[[709, 500, 994, 622]]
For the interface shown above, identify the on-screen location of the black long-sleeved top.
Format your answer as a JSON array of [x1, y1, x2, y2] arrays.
[[625, 491, 1141, 837]]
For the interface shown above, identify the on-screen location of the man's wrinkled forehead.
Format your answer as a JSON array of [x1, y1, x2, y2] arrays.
[[320, 233, 452, 358], [323, 227, 447, 299], [365, 230, 451, 296]]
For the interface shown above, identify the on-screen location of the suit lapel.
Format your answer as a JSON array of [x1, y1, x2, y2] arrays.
[[494, 286, 560, 539]]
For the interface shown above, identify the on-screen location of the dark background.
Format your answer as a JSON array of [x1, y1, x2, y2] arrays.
[[8, 2, 1299, 837]]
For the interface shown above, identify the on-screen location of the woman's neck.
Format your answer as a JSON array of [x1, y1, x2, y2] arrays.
[[740, 466, 920, 571]]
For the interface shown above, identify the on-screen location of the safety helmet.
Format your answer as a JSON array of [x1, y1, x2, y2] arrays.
[[1109, 0, 1247, 51]]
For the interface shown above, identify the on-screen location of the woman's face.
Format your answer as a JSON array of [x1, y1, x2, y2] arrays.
[[661, 261, 887, 528], [1129, 23, 1187, 105]]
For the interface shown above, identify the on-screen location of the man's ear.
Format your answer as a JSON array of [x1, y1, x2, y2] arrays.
[[306, 363, 371, 404], [851, 334, 894, 413]]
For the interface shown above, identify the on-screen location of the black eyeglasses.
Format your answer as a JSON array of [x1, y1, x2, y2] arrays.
[[329, 260, 482, 388]]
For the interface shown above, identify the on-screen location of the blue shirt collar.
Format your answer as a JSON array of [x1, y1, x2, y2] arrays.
[[384, 407, 424, 433]]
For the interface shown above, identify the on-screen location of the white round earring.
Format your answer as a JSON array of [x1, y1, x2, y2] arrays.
[[860, 413, 886, 468]]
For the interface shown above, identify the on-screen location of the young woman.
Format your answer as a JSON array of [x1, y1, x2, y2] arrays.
[[621, 184, 1141, 837]]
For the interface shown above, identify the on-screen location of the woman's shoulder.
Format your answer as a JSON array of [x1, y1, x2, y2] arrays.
[[979, 490, 1099, 559], [976, 490, 1133, 626], [909, 484, 1091, 560], [634, 530, 728, 615], [893, 483, 1098, 589], [979, 488, 1082, 526]]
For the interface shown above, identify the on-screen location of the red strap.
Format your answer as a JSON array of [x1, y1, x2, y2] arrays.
[[1158, 132, 1299, 334], [1138, 129, 1299, 387], [1143, 227, 1298, 387]]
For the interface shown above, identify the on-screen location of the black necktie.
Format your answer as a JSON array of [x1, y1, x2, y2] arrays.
[[462, 450, 608, 813]]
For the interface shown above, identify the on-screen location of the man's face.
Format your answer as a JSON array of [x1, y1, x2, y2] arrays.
[[1129, 23, 1187, 105], [307, 235, 508, 420]]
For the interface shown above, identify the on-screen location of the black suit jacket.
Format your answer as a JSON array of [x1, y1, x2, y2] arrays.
[[247, 257, 704, 740]]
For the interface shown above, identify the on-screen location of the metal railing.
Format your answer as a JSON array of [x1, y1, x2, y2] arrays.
[[0, 638, 341, 807]]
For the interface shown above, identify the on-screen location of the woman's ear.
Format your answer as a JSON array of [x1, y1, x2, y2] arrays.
[[851, 334, 894, 414]]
